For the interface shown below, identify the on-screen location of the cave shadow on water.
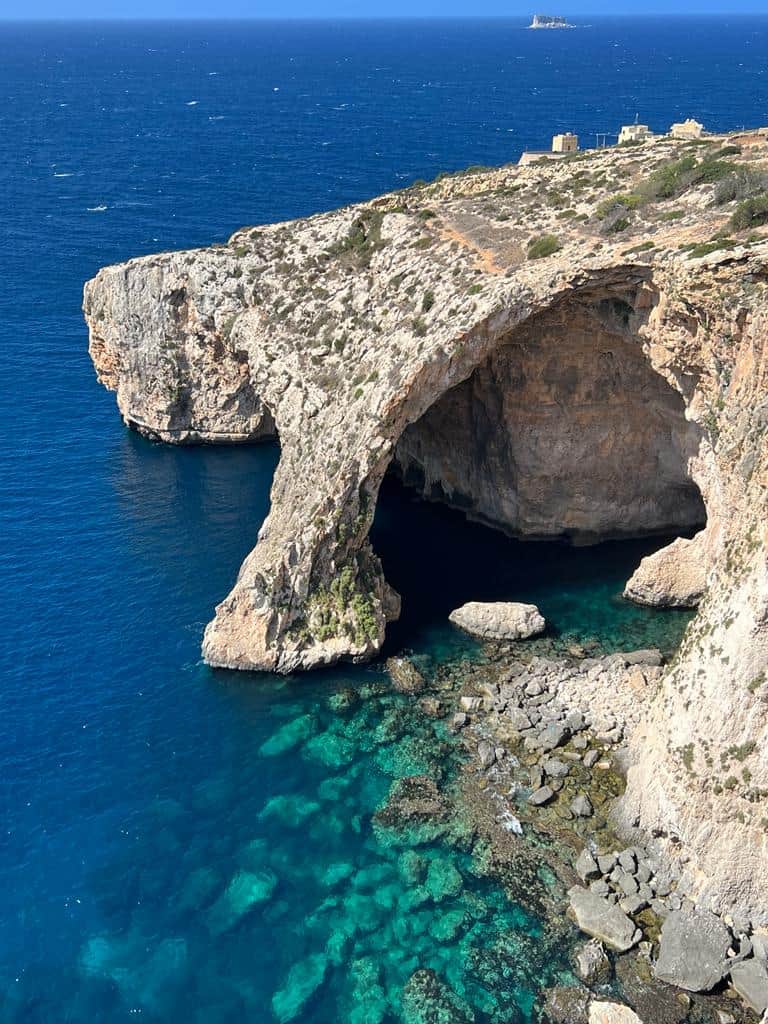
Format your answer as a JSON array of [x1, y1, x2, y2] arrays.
[[372, 473, 697, 662]]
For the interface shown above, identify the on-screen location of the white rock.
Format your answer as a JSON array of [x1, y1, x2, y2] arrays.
[[448, 601, 546, 641], [589, 1001, 644, 1024]]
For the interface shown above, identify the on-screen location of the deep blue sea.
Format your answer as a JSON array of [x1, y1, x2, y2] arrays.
[[2, 17, 767, 1023]]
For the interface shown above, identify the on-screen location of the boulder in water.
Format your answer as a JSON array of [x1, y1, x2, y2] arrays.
[[386, 656, 426, 694], [401, 968, 475, 1024], [448, 601, 545, 641]]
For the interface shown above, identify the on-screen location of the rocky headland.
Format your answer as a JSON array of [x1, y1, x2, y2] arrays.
[[85, 130, 768, 1011]]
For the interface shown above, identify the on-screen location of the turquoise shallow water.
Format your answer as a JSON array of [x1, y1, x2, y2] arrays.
[[68, 673, 574, 1024]]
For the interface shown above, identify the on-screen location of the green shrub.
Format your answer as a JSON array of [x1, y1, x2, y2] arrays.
[[686, 237, 738, 259], [417, 209, 436, 220], [527, 234, 561, 260], [604, 216, 632, 235], [637, 155, 736, 202], [731, 194, 768, 231], [327, 210, 386, 267], [421, 290, 435, 313], [596, 193, 642, 219], [714, 167, 768, 206]]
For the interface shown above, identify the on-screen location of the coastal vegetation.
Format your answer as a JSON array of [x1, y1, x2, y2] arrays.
[[527, 233, 561, 259]]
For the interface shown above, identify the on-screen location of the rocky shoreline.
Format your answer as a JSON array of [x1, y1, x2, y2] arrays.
[[387, 643, 768, 1023], [86, 128, 768, 945]]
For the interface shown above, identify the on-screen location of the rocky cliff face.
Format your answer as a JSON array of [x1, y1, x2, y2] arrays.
[[85, 132, 768, 922], [392, 292, 705, 542]]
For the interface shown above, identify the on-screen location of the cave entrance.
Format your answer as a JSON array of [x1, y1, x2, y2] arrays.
[[370, 286, 706, 657]]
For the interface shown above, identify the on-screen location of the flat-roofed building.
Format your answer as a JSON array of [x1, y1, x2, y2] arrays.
[[552, 132, 579, 154], [618, 123, 655, 145], [670, 118, 705, 140]]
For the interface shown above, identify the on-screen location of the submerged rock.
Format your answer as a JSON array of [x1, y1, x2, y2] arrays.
[[348, 957, 388, 1024], [568, 886, 640, 952], [206, 869, 277, 935], [271, 954, 328, 1023], [654, 907, 730, 992], [387, 656, 426, 694], [425, 858, 464, 901], [259, 793, 321, 827], [543, 985, 590, 1024], [259, 713, 315, 756], [373, 774, 448, 830], [448, 602, 546, 641], [401, 968, 475, 1024]]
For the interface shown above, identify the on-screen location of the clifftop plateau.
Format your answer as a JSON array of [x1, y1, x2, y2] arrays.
[[85, 130, 768, 924]]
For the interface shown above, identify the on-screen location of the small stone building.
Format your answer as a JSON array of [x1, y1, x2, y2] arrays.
[[552, 132, 579, 154], [618, 123, 655, 145], [670, 118, 705, 140]]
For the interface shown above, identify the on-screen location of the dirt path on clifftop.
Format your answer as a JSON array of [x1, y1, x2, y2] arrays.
[[439, 223, 508, 274]]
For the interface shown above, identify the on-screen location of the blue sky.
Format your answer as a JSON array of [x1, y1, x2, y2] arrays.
[[2, 0, 767, 16]]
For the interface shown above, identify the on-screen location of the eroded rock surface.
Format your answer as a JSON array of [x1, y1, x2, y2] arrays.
[[86, 132, 768, 924], [568, 886, 640, 952], [448, 601, 546, 640], [654, 907, 731, 991], [623, 535, 708, 607]]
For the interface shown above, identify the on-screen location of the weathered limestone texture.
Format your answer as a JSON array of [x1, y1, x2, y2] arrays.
[[448, 601, 546, 640], [393, 295, 704, 542], [86, 132, 768, 921], [623, 534, 708, 607]]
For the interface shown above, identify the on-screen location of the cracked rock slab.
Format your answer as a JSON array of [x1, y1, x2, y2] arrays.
[[568, 886, 641, 952], [654, 908, 730, 992]]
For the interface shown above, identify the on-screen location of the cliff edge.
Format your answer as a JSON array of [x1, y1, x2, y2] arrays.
[[85, 132, 768, 923]]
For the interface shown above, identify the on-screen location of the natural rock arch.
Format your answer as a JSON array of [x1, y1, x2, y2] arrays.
[[199, 271, 714, 675], [84, 139, 768, 924]]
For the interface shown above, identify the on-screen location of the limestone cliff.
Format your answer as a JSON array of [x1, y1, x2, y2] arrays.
[[85, 131, 768, 922]]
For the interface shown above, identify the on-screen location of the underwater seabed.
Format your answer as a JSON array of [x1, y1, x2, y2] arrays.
[[32, 504, 696, 1024], [60, 671, 582, 1024]]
